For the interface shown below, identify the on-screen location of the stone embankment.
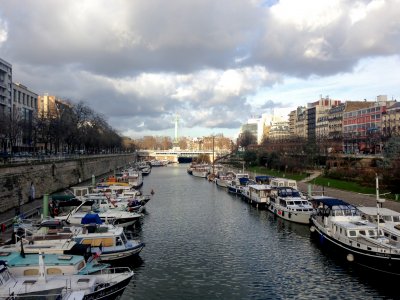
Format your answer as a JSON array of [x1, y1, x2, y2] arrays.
[[0, 154, 136, 213]]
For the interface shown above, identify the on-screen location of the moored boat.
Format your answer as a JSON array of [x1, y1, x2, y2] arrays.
[[310, 196, 400, 275], [268, 187, 314, 224]]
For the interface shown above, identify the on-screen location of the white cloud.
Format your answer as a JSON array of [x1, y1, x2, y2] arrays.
[[1, 0, 400, 138]]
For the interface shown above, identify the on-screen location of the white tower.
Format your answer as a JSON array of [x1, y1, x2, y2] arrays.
[[173, 114, 180, 150], [174, 114, 179, 143]]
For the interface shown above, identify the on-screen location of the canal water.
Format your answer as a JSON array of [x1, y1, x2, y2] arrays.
[[120, 164, 398, 300]]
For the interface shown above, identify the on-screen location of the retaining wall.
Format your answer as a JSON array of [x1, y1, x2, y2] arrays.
[[0, 154, 136, 213]]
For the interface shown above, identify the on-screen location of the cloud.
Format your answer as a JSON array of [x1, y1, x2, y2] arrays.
[[1, 0, 399, 138]]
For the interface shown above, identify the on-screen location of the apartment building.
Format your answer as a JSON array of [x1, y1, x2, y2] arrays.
[[0, 57, 12, 116], [308, 97, 341, 141], [382, 102, 400, 139], [38, 94, 71, 118], [12, 83, 38, 151], [342, 98, 396, 154]]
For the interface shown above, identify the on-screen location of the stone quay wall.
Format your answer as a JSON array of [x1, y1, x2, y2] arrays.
[[0, 154, 136, 213]]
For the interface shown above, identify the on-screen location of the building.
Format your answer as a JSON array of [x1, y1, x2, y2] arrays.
[[38, 94, 71, 118], [342, 98, 396, 154], [0, 58, 12, 115], [12, 83, 38, 151], [307, 96, 341, 142], [382, 101, 400, 139], [269, 120, 291, 140], [0, 58, 12, 152], [294, 107, 307, 139]]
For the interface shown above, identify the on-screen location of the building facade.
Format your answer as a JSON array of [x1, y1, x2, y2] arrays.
[[12, 83, 38, 151], [342, 100, 396, 154], [38, 94, 71, 118], [0, 58, 12, 152], [382, 102, 400, 139]]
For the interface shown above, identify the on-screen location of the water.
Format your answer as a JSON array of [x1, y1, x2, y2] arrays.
[[120, 164, 398, 299]]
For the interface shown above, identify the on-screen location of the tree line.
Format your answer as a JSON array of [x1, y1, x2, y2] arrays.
[[0, 101, 127, 155]]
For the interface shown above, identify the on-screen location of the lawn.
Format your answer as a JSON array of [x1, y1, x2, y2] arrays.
[[248, 166, 309, 181], [310, 176, 390, 197]]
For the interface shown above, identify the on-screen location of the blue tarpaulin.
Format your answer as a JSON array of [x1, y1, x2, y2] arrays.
[[81, 213, 103, 224]]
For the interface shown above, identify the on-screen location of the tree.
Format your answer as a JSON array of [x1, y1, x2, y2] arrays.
[[238, 130, 256, 150]]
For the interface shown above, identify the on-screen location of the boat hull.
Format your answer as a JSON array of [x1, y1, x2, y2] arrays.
[[83, 274, 133, 300], [268, 203, 312, 224], [99, 243, 145, 262], [311, 218, 400, 275]]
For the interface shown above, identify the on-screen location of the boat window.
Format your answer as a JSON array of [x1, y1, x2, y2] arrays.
[[359, 230, 366, 235], [24, 269, 39, 276], [340, 228, 342, 234], [348, 230, 357, 237], [1, 271, 10, 282], [47, 268, 62, 275], [334, 210, 343, 216], [77, 261, 85, 271], [368, 230, 375, 236], [288, 201, 294, 206], [301, 201, 308, 205], [393, 216, 400, 222], [116, 237, 123, 246], [121, 233, 128, 243], [392, 236, 398, 241], [384, 232, 389, 237], [81, 237, 114, 247]]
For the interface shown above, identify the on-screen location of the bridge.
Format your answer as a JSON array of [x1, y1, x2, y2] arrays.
[[137, 149, 230, 163]]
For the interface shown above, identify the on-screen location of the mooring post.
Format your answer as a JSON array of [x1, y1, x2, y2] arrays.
[[43, 194, 49, 219]]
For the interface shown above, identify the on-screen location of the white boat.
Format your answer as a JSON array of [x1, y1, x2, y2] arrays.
[[215, 172, 235, 188], [227, 173, 250, 194], [191, 164, 210, 178], [150, 159, 168, 167], [74, 220, 145, 262], [0, 255, 134, 299], [241, 184, 272, 208], [309, 196, 400, 275], [54, 200, 141, 228], [14, 215, 145, 263], [127, 168, 143, 188], [268, 187, 314, 224], [0, 251, 108, 276]]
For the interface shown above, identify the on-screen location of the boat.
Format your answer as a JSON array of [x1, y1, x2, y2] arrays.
[[191, 164, 210, 178], [74, 214, 145, 262], [54, 200, 142, 228], [126, 168, 143, 189], [14, 214, 145, 263], [0, 255, 134, 299], [241, 184, 272, 208], [150, 160, 168, 167], [215, 172, 235, 188], [309, 196, 400, 275], [0, 251, 109, 276], [227, 173, 250, 195], [267, 187, 314, 224]]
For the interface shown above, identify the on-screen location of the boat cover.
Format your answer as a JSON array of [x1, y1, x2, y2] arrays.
[[313, 198, 350, 208], [239, 178, 250, 185], [81, 213, 103, 224]]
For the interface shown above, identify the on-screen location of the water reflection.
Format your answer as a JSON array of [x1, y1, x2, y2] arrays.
[[120, 164, 397, 300]]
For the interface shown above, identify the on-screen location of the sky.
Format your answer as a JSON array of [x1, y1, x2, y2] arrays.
[[0, 0, 399, 139]]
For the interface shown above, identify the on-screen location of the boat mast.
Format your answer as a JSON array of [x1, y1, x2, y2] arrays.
[[376, 173, 380, 235]]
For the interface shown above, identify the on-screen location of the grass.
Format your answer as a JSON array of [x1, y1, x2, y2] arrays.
[[309, 176, 377, 195], [248, 166, 309, 181]]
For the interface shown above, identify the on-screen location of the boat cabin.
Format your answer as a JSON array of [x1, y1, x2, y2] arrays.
[[270, 178, 298, 190]]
